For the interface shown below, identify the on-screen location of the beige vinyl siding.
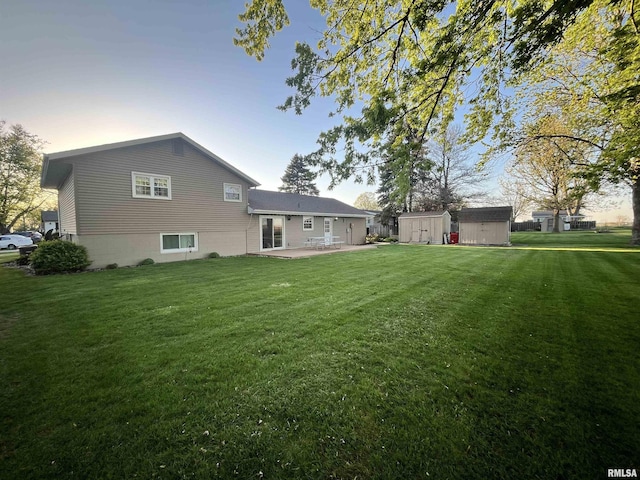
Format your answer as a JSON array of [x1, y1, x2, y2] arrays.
[[246, 216, 366, 252], [67, 140, 252, 236], [58, 171, 77, 235], [79, 231, 249, 268], [246, 214, 261, 254], [332, 217, 366, 245], [459, 221, 510, 245]]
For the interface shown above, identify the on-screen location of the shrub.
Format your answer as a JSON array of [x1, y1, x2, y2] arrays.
[[16, 256, 30, 266], [365, 234, 380, 244], [30, 240, 91, 275], [208, 252, 221, 259], [138, 258, 155, 266], [105, 263, 118, 270]]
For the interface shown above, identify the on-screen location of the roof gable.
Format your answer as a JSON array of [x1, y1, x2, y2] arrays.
[[459, 206, 512, 223], [399, 211, 449, 218], [248, 190, 367, 217], [41, 133, 260, 189]]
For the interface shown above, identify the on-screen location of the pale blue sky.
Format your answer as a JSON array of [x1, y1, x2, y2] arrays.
[[0, 1, 631, 221]]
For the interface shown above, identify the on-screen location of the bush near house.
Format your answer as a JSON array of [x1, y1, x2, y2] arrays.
[[29, 240, 90, 275]]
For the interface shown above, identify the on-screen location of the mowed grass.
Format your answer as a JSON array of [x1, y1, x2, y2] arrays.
[[1, 234, 639, 479], [512, 228, 636, 250]]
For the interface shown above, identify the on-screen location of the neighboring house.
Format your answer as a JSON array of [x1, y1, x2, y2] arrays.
[[532, 209, 586, 223], [363, 210, 399, 237], [41, 210, 59, 233], [247, 189, 367, 250], [398, 211, 452, 244], [40, 133, 367, 268], [459, 206, 513, 245], [531, 209, 586, 232]]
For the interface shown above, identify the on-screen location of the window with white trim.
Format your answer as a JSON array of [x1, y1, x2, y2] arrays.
[[160, 233, 197, 253], [303, 216, 314, 231], [132, 172, 171, 199], [224, 183, 242, 202]]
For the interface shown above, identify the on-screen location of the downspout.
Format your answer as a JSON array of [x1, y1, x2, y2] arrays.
[[246, 209, 254, 255]]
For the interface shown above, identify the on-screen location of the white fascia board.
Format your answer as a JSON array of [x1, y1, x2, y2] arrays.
[[248, 208, 367, 218]]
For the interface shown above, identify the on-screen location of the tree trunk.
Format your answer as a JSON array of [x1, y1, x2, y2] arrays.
[[632, 179, 640, 246], [552, 208, 561, 233]]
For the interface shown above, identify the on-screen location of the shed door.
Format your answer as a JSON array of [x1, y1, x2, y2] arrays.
[[411, 220, 421, 243]]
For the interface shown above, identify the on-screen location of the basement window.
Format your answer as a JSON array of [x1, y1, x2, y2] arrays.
[[160, 233, 197, 253]]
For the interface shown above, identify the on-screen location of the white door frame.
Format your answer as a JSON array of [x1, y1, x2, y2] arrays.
[[324, 217, 333, 246], [260, 216, 286, 251]]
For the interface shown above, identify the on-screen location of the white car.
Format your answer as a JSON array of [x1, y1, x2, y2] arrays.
[[0, 234, 34, 250]]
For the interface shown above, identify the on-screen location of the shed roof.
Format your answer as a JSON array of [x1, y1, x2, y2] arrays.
[[41, 132, 260, 189], [41, 210, 58, 222], [399, 211, 448, 218], [248, 190, 368, 217], [459, 206, 512, 223]]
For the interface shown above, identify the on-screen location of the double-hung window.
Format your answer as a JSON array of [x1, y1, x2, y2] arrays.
[[132, 172, 171, 199], [303, 216, 314, 231], [160, 233, 197, 254], [224, 183, 242, 202]]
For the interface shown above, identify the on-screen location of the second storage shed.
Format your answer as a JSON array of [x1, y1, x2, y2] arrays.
[[458, 206, 513, 245]]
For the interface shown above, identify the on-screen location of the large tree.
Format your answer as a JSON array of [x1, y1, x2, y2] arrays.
[[279, 153, 320, 195], [235, 1, 615, 180], [0, 122, 48, 234], [235, 1, 639, 243], [508, 115, 594, 232], [499, 0, 640, 243], [414, 124, 486, 212]]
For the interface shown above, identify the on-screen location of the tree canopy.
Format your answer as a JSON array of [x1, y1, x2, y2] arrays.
[[0, 122, 48, 234], [353, 192, 379, 210]]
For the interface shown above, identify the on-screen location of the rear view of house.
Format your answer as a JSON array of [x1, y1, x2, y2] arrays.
[[41, 133, 260, 268], [41, 133, 368, 268]]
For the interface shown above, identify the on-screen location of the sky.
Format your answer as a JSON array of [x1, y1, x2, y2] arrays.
[[0, 0, 633, 223]]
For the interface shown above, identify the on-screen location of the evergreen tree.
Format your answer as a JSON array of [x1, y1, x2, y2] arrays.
[[279, 154, 319, 196]]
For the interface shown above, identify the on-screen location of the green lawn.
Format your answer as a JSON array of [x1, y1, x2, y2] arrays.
[[1, 233, 639, 479]]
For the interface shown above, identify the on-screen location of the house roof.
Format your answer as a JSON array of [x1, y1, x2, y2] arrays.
[[41, 210, 58, 222], [532, 210, 568, 217], [41, 132, 260, 189], [532, 210, 584, 218], [248, 190, 368, 217], [459, 206, 513, 223], [399, 211, 448, 218]]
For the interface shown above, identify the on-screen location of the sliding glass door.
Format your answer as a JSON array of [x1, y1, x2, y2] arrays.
[[261, 216, 285, 250]]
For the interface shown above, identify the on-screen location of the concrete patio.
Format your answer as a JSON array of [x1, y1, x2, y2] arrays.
[[252, 244, 378, 258]]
